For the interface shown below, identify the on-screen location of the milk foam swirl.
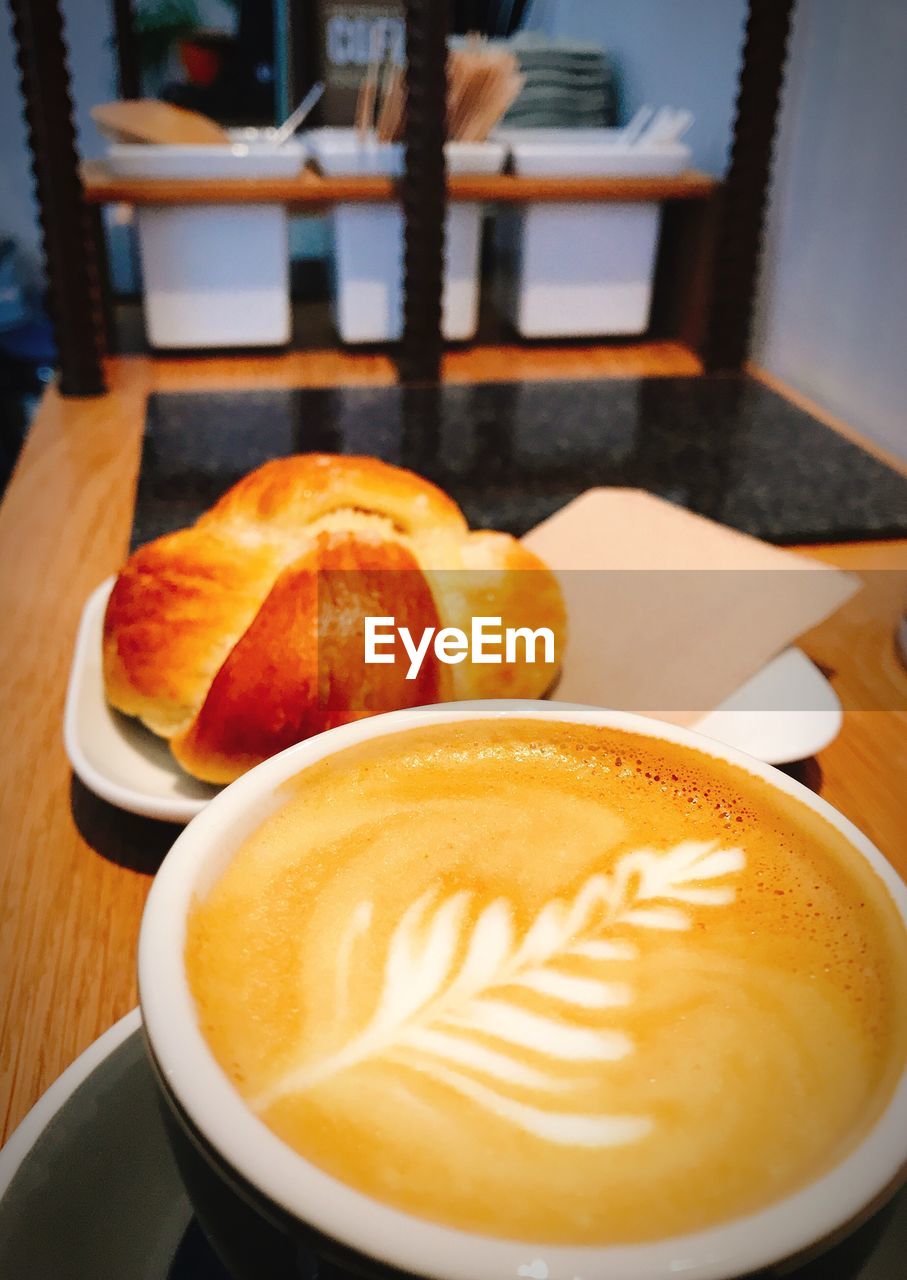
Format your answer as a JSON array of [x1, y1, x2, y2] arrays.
[[255, 840, 744, 1146]]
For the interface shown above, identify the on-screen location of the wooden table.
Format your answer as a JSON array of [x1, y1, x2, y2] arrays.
[[1, 352, 905, 1145]]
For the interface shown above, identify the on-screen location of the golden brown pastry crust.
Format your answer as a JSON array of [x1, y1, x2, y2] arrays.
[[103, 454, 565, 782]]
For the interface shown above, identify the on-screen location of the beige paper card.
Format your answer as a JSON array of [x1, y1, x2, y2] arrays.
[[522, 489, 859, 724]]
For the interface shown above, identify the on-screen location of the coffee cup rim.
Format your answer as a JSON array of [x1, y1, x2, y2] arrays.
[[138, 701, 907, 1280]]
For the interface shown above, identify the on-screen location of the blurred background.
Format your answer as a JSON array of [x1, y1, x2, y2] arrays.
[[1, 0, 905, 486]]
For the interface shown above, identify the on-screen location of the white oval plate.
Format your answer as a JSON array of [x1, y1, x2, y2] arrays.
[[695, 646, 842, 766], [64, 580, 843, 825], [64, 580, 218, 823]]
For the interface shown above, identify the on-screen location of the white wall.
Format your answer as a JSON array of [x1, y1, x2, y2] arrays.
[[527, 0, 747, 175], [0, 8, 38, 283], [1, 0, 116, 282], [0, 0, 236, 285], [752, 0, 907, 461]]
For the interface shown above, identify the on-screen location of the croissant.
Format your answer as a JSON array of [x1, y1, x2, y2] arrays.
[[103, 455, 566, 783]]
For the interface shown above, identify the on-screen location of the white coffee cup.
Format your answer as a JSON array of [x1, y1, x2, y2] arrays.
[[139, 702, 907, 1280]]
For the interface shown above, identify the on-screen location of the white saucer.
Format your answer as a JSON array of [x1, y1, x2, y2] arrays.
[[1, 1011, 905, 1279], [64, 580, 843, 825]]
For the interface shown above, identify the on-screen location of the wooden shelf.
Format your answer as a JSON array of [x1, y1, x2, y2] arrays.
[[81, 160, 718, 208]]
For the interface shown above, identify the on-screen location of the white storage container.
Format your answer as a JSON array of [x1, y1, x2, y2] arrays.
[[307, 129, 506, 343], [494, 128, 691, 338], [106, 133, 306, 349]]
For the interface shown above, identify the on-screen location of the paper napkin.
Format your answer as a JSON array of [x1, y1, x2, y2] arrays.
[[522, 489, 859, 723]]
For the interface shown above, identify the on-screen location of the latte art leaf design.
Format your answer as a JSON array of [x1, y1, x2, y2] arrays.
[[256, 841, 745, 1146]]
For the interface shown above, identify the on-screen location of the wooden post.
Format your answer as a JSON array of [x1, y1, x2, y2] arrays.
[[398, 0, 448, 386], [703, 0, 795, 372], [9, 0, 106, 396]]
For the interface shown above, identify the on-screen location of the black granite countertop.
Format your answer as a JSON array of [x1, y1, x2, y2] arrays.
[[132, 375, 907, 548]]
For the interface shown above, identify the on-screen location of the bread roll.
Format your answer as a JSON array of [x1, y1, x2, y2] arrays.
[[103, 455, 565, 782]]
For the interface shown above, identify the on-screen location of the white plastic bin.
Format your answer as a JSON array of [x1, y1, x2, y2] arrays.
[[106, 133, 306, 349], [307, 129, 506, 343], [494, 129, 691, 338]]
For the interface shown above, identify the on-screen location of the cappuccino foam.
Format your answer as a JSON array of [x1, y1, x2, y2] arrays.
[[185, 720, 907, 1244]]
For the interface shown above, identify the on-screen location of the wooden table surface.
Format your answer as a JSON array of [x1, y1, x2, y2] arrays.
[[1, 351, 905, 1145]]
